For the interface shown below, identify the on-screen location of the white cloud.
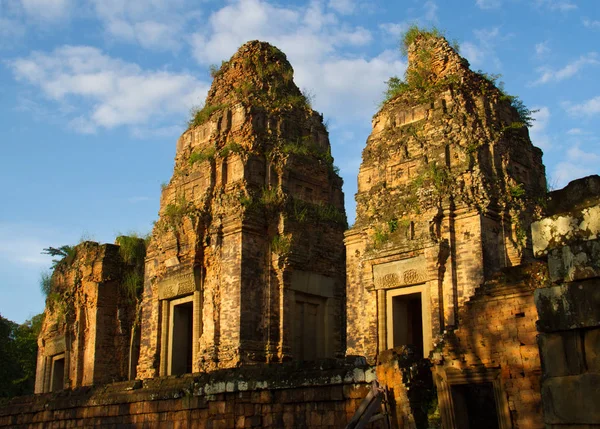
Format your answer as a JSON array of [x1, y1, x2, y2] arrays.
[[0, 17, 25, 46], [535, 41, 550, 58], [461, 27, 502, 68], [533, 53, 599, 85], [189, 0, 405, 123], [423, 1, 438, 22], [476, 0, 501, 9], [20, 0, 71, 22], [529, 106, 551, 150], [534, 0, 577, 11], [328, 0, 355, 15], [461, 42, 484, 66], [379, 22, 409, 39], [566, 95, 600, 117], [9, 45, 208, 132], [297, 50, 406, 121], [553, 143, 599, 187], [583, 18, 600, 29], [90, 0, 200, 51], [566, 128, 588, 135], [0, 223, 62, 267]]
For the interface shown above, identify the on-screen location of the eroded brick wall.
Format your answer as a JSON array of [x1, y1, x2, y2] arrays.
[[3, 361, 382, 429], [431, 264, 547, 429]]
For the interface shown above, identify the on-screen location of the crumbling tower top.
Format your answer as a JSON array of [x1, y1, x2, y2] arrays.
[[204, 40, 303, 108]]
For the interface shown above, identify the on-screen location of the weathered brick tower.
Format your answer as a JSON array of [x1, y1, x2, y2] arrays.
[[136, 41, 346, 378], [345, 32, 546, 362], [35, 238, 145, 393]]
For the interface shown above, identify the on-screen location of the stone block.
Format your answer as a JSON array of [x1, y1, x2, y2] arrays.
[[535, 282, 600, 332], [532, 205, 600, 257], [538, 332, 584, 378], [584, 328, 600, 372], [548, 240, 600, 283], [541, 373, 600, 424]]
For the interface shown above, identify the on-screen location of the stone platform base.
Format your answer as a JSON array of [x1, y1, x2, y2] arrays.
[[0, 359, 381, 429]]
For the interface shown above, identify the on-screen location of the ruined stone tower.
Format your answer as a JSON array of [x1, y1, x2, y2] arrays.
[[136, 41, 346, 378], [35, 238, 145, 393], [345, 32, 546, 362]]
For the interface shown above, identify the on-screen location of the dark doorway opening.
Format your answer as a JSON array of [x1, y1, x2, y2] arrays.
[[51, 356, 65, 391], [170, 301, 193, 375], [391, 292, 423, 356], [451, 382, 499, 429], [294, 300, 319, 361]]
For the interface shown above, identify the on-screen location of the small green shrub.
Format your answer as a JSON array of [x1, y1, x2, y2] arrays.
[[382, 76, 410, 104], [190, 146, 217, 165], [509, 183, 526, 199], [40, 271, 53, 297], [401, 25, 443, 56], [388, 218, 399, 233], [373, 228, 389, 248], [163, 195, 190, 227], [160, 182, 168, 191], [501, 95, 537, 128], [234, 80, 255, 98], [290, 199, 308, 223], [42, 245, 77, 268], [260, 187, 283, 207], [219, 141, 243, 158], [209, 60, 228, 78], [115, 234, 147, 266], [271, 234, 292, 256], [314, 203, 347, 226], [121, 271, 143, 302], [188, 104, 227, 128]]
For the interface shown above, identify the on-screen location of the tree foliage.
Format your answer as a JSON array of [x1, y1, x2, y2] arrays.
[[0, 313, 43, 399], [42, 245, 76, 268]]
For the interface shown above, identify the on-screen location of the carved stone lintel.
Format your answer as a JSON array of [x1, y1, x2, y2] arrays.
[[158, 269, 198, 300], [373, 256, 427, 289]]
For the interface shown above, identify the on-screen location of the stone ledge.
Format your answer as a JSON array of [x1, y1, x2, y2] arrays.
[[542, 373, 600, 425], [535, 282, 600, 332], [548, 239, 600, 283]]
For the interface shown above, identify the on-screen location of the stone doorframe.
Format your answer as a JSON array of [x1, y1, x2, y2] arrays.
[[383, 284, 432, 357], [432, 366, 511, 429], [159, 292, 202, 376]]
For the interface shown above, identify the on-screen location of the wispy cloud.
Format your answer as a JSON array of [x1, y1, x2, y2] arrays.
[[423, 1, 438, 22], [566, 95, 600, 117], [8, 45, 208, 133], [534, 0, 577, 12], [20, 0, 72, 22], [189, 0, 406, 124], [475, 0, 501, 9], [533, 52, 599, 85], [583, 18, 600, 29], [379, 22, 410, 39], [529, 106, 551, 150], [328, 0, 355, 15], [566, 128, 590, 136], [0, 223, 65, 267], [534, 41, 550, 59], [553, 143, 600, 187], [461, 27, 503, 68], [89, 0, 202, 51]]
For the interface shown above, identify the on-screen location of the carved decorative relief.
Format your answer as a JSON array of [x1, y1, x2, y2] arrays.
[[158, 270, 198, 300], [373, 256, 427, 289]]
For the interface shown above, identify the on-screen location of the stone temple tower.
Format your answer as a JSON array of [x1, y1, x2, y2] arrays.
[[345, 32, 546, 362], [137, 41, 346, 378]]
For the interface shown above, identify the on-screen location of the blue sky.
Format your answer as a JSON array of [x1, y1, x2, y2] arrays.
[[1, 0, 598, 323]]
